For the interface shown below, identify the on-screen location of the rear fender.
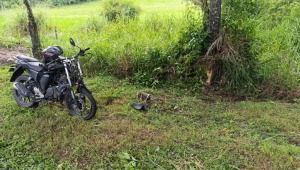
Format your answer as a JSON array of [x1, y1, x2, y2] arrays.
[[10, 66, 24, 82]]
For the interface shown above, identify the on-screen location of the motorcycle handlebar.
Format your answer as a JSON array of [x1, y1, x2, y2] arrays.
[[76, 47, 90, 57]]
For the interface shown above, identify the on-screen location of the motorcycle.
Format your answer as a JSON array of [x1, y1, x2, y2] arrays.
[[9, 38, 97, 120]]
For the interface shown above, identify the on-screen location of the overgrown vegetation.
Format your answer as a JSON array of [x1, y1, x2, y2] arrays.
[[214, 0, 258, 90], [0, 0, 300, 94], [11, 11, 52, 36], [1, 0, 300, 168], [1, 66, 300, 169], [0, 0, 95, 8], [253, 1, 300, 95], [103, 0, 140, 22]]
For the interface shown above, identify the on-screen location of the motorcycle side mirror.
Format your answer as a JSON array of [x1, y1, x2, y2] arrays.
[[70, 38, 76, 46]]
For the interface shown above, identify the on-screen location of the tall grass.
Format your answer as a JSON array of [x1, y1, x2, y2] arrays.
[[0, 0, 96, 8], [253, 1, 300, 90], [1, 0, 300, 93], [0, 0, 190, 87]]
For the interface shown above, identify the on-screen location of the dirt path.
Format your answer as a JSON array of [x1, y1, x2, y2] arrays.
[[0, 47, 28, 66]]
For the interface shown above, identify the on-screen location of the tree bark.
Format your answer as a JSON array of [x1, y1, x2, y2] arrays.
[[205, 0, 222, 86], [209, 0, 221, 43], [23, 0, 42, 59]]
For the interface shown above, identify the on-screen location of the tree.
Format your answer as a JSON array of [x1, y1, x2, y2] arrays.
[[201, 0, 222, 85], [23, 0, 42, 59], [209, 0, 221, 43]]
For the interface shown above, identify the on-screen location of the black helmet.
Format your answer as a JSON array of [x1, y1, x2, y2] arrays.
[[42, 46, 63, 63]]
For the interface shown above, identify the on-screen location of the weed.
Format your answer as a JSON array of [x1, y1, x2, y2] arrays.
[[10, 10, 53, 37], [102, 0, 140, 22], [1, 66, 300, 168]]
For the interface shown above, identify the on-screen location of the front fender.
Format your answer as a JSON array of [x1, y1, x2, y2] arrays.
[[10, 66, 24, 82], [78, 84, 92, 94], [75, 80, 92, 94]]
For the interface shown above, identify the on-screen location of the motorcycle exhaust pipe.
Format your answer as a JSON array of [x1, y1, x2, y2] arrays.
[[14, 82, 34, 98]]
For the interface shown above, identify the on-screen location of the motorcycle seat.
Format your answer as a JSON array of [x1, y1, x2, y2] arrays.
[[16, 55, 39, 62], [27, 62, 44, 72]]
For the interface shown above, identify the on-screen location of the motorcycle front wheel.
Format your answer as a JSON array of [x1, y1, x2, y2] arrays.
[[65, 87, 97, 120]]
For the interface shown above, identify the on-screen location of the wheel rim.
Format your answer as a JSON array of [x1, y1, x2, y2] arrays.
[[15, 81, 34, 105], [70, 92, 93, 118]]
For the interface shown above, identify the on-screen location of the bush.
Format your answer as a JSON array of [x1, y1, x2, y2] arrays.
[[102, 0, 140, 22], [84, 16, 108, 32], [0, 0, 94, 8], [11, 11, 52, 36], [49, 0, 93, 7], [170, 4, 208, 84], [214, 0, 259, 91], [218, 0, 300, 94], [253, 0, 300, 90]]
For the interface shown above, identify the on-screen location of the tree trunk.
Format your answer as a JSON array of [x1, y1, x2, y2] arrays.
[[23, 0, 42, 59], [205, 0, 222, 86], [209, 0, 221, 43]]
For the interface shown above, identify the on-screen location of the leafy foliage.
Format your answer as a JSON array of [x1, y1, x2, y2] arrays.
[[253, 0, 300, 91], [215, 0, 260, 90], [169, 4, 208, 85], [0, 66, 300, 169], [10, 11, 52, 36], [1, 0, 300, 94], [102, 0, 140, 22], [0, 0, 95, 8]]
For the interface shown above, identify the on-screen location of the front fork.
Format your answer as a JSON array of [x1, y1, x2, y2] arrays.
[[63, 63, 76, 101]]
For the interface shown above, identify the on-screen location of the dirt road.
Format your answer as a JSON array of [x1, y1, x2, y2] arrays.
[[0, 47, 28, 66]]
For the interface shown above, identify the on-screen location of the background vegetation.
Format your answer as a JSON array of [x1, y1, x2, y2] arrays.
[[0, 0, 300, 169], [1, 0, 299, 95], [1, 65, 300, 169], [0, 0, 95, 8]]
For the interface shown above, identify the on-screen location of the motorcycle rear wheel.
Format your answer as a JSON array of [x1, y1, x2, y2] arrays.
[[65, 87, 97, 120], [13, 75, 38, 108]]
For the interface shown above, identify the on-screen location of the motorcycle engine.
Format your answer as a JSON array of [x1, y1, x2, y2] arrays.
[[44, 75, 69, 101], [45, 86, 59, 99]]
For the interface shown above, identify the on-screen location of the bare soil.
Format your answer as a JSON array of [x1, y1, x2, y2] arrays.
[[0, 47, 28, 66]]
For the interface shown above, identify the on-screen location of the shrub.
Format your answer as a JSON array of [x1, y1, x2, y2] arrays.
[[170, 4, 208, 84], [253, 0, 300, 90], [11, 11, 52, 36], [84, 16, 108, 32], [0, 0, 95, 8], [214, 0, 259, 91], [102, 0, 140, 22], [13, 12, 28, 36]]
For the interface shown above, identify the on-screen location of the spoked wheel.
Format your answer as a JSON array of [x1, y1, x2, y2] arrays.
[[13, 75, 38, 108], [65, 87, 97, 120]]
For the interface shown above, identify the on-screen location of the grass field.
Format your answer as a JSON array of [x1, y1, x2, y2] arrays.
[[1, 65, 300, 169], [0, 0, 185, 47], [1, 0, 300, 169], [0, 0, 188, 84]]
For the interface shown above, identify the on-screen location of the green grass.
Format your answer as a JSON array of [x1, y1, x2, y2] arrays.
[[0, 0, 185, 33], [1, 1, 300, 168], [1, 66, 300, 169], [0, 0, 185, 48], [0, 0, 188, 85]]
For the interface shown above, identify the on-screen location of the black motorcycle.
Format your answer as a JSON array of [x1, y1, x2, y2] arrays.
[[9, 38, 97, 120]]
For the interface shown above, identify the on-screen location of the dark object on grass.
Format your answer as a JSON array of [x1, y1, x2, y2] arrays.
[[132, 92, 151, 111], [132, 103, 148, 111]]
